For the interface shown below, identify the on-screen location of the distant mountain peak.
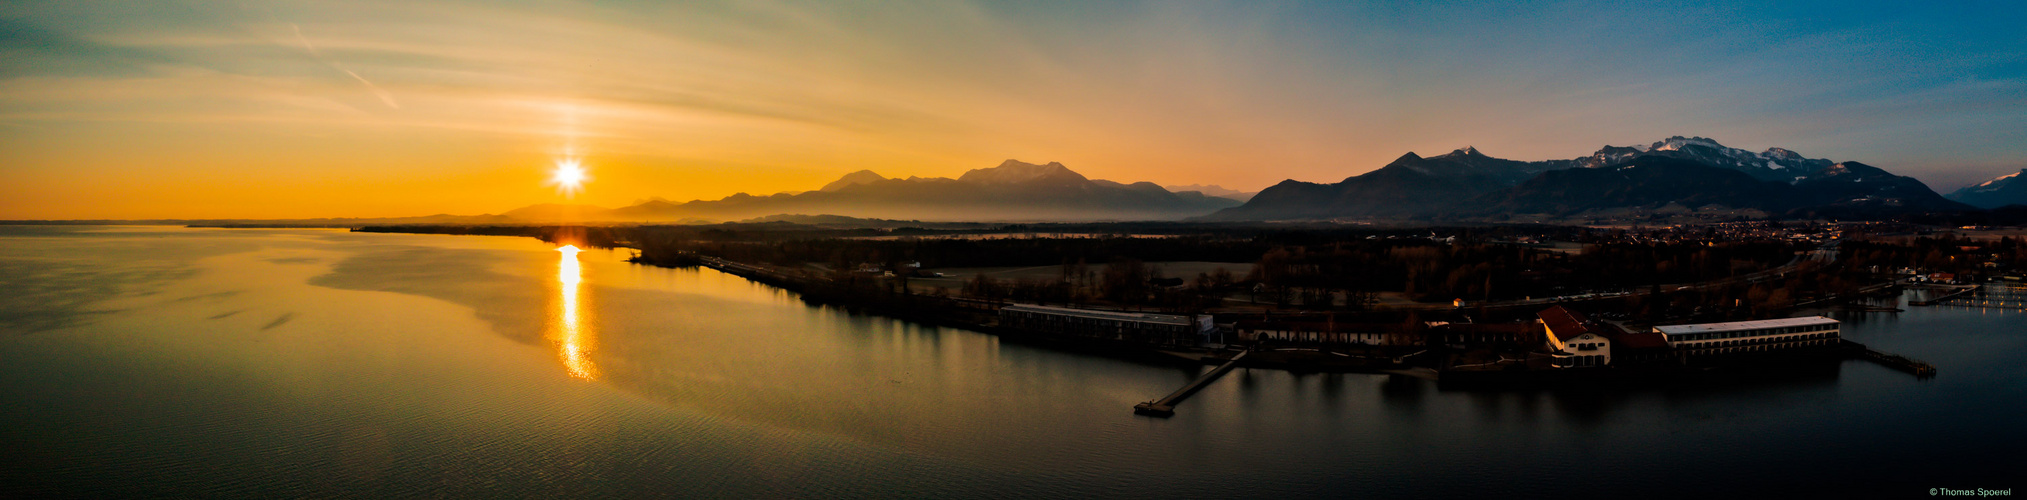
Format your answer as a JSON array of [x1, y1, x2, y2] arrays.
[[1202, 135, 1967, 222], [819, 169, 888, 192], [1763, 147, 1807, 160], [959, 159, 1087, 184], [1427, 146, 1484, 159], [1810, 161, 1890, 179], [1163, 183, 1259, 202], [1973, 169, 2026, 189], [1652, 136, 1726, 152], [1566, 136, 1834, 181], [1949, 168, 2027, 209]]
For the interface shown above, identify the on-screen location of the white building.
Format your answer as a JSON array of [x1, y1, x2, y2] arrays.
[[998, 304, 1214, 347], [1235, 321, 1419, 346], [1540, 306, 1610, 367], [1654, 316, 1840, 355]]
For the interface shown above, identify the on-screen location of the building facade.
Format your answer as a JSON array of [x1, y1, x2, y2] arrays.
[[1235, 321, 1421, 347], [1653, 316, 1840, 356], [1429, 321, 1545, 349], [1539, 306, 1610, 367], [998, 304, 1213, 347]]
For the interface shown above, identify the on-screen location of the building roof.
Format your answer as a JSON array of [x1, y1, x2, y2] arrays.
[[1654, 316, 1838, 335], [1537, 306, 1591, 341], [1000, 304, 1194, 326], [1612, 332, 1671, 350], [1433, 323, 1541, 334]]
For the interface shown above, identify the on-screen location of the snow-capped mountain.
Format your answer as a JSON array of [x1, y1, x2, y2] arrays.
[[1948, 169, 2027, 209], [1570, 136, 1833, 182], [1202, 136, 1969, 221]]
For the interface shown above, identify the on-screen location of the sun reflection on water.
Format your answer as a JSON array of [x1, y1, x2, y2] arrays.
[[554, 245, 596, 380]]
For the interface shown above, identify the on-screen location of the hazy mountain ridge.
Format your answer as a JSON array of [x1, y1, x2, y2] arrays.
[[1476, 157, 1792, 215], [1948, 169, 2027, 209], [1201, 147, 1576, 220], [1205, 137, 1973, 221], [504, 159, 1240, 222], [1161, 184, 1258, 202], [53, 140, 1992, 225], [819, 170, 888, 192]]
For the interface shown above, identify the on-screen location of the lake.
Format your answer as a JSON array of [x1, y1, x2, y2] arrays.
[[1, 226, 2019, 498]]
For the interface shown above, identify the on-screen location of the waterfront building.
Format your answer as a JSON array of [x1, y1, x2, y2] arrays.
[[1653, 316, 1840, 355], [998, 304, 1214, 347], [1429, 321, 1544, 349], [1605, 330, 1672, 365], [1235, 320, 1421, 347], [1539, 306, 1611, 367]]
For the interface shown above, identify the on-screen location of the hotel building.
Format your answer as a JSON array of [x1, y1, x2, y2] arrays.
[[998, 304, 1214, 347], [1653, 316, 1840, 356]]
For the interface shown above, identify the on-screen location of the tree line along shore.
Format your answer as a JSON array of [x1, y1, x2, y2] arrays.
[[353, 222, 2022, 378]]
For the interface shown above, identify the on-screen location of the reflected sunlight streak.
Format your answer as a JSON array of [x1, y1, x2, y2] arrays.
[[555, 245, 597, 380]]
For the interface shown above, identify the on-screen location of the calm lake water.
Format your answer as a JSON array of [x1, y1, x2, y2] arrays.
[[2, 226, 2020, 498]]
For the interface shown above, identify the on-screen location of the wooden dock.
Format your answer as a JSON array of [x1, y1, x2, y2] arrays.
[[1135, 351, 1249, 417], [1844, 341, 1937, 378], [1909, 286, 1977, 306]]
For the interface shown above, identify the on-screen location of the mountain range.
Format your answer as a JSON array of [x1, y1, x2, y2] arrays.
[[65, 137, 2005, 227], [501, 160, 1241, 222], [1948, 169, 2027, 209], [1202, 136, 1974, 221], [1160, 184, 1257, 202]]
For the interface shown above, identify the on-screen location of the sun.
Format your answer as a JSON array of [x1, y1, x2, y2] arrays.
[[550, 158, 589, 195]]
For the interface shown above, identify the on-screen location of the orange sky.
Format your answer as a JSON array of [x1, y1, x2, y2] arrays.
[[3, 1, 2023, 219]]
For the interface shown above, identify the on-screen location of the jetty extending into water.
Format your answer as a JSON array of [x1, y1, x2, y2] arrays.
[[1909, 285, 1978, 306], [1135, 351, 1249, 417], [1931, 284, 2027, 311], [1845, 340, 1937, 378]]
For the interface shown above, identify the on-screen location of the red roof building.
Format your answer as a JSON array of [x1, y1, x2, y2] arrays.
[[1538, 306, 1610, 368]]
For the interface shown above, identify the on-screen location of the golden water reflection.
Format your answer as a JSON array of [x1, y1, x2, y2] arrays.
[[554, 245, 596, 380]]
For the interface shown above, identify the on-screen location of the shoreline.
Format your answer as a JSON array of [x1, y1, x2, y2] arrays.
[[335, 225, 1952, 386], [655, 250, 1897, 385]]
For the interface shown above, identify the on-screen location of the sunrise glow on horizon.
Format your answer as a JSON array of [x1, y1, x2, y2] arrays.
[[2, 1, 2023, 220]]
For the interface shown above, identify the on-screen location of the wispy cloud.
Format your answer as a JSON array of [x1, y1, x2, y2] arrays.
[[0, 0, 2022, 218], [289, 23, 399, 109]]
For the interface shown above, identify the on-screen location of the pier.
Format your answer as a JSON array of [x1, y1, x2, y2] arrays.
[[1844, 341, 1937, 378], [1908, 286, 1977, 306], [1135, 351, 1248, 417], [1935, 285, 2027, 311]]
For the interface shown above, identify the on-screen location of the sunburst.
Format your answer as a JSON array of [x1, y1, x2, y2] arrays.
[[550, 158, 589, 195]]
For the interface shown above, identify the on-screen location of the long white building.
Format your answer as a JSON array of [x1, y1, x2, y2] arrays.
[[1654, 316, 1840, 355], [998, 304, 1214, 347]]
